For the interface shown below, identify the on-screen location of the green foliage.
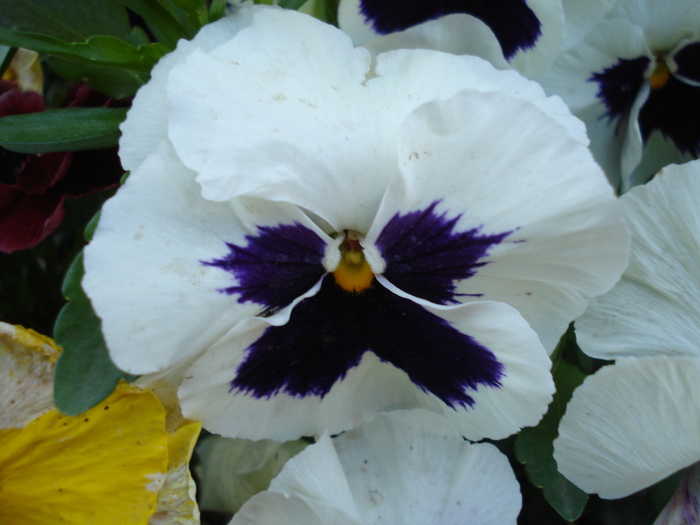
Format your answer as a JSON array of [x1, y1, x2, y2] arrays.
[[515, 357, 589, 521], [279, 0, 309, 10], [47, 56, 147, 99], [115, 0, 196, 48], [0, 107, 127, 154], [53, 217, 136, 416], [0, 0, 135, 43], [0, 31, 167, 71]]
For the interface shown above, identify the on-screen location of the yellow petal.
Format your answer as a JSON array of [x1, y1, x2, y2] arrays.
[[0, 322, 60, 429], [2, 49, 44, 93], [0, 383, 169, 525], [150, 419, 202, 525]]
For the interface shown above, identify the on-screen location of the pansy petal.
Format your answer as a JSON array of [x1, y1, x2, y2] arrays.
[[149, 419, 202, 525], [0, 322, 59, 429], [338, 0, 564, 76], [231, 491, 362, 525], [0, 383, 169, 524], [179, 280, 552, 442], [167, 6, 584, 233], [577, 161, 700, 360], [366, 89, 628, 351], [233, 411, 521, 524], [354, 13, 510, 72], [83, 142, 328, 375], [333, 410, 522, 524], [554, 356, 700, 499], [119, 6, 262, 172]]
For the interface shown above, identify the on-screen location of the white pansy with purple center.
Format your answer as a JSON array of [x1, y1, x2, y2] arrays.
[[535, 0, 700, 191], [230, 410, 522, 525], [83, 6, 628, 441], [557, 161, 700, 499]]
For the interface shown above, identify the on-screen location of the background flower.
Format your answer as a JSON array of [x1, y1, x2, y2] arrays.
[[231, 410, 522, 525], [555, 161, 700, 499], [0, 82, 125, 252]]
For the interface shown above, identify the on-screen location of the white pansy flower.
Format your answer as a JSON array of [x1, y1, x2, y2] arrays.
[[536, 0, 700, 191], [83, 6, 628, 441]]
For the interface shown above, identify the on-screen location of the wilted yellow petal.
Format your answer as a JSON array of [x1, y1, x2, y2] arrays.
[[0, 322, 60, 429], [2, 48, 44, 93], [0, 383, 169, 524], [150, 419, 202, 525]]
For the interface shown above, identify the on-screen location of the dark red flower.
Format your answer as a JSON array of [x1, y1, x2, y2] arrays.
[[0, 82, 126, 253]]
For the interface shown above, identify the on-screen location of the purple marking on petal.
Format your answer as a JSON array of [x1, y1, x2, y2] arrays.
[[589, 56, 649, 132], [358, 0, 541, 59], [376, 201, 512, 305], [230, 275, 503, 408], [203, 222, 326, 313]]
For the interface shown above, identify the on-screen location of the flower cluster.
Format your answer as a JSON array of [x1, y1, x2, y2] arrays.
[[2, 0, 699, 522]]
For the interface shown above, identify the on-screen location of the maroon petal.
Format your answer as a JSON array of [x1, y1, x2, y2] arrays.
[[0, 89, 44, 118], [0, 184, 64, 252]]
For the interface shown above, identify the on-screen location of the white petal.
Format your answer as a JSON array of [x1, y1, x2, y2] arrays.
[[230, 491, 362, 525], [167, 6, 584, 233], [576, 161, 700, 360], [334, 410, 521, 524], [119, 6, 262, 172], [178, 295, 553, 442], [560, 0, 616, 49], [554, 356, 700, 499], [507, 0, 565, 77], [354, 14, 510, 71], [232, 410, 522, 524], [366, 89, 629, 352], [607, 0, 700, 51], [83, 141, 326, 374]]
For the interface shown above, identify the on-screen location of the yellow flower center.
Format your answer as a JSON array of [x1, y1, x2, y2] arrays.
[[650, 58, 670, 90], [332, 235, 374, 293]]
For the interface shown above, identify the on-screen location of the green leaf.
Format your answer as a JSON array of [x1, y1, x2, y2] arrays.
[[0, 107, 127, 154], [53, 252, 135, 416], [208, 0, 227, 22], [515, 360, 589, 521], [47, 56, 146, 99], [0, 31, 167, 73], [279, 0, 308, 10], [114, 0, 192, 48], [0, 0, 134, 42], [165, 0, 209, 34]]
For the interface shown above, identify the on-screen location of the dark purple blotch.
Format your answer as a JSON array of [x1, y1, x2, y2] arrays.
[[589, 56, 649, 131], [639, 43, 700, 157], [230, 274, 504, 408], [359, 0, 541, 59], [376, 201, 512, 305], [203, 222, 326, 314]]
